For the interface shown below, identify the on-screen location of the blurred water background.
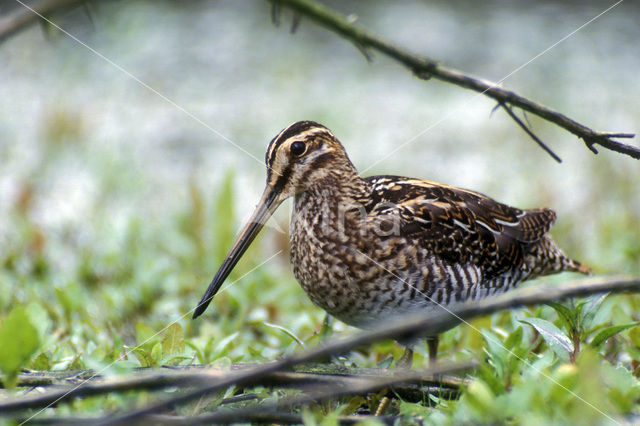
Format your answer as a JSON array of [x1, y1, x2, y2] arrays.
[[1, 0, 638, 312]]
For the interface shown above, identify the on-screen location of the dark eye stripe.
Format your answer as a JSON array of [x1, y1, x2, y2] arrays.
[[273, 164, 292, 193], [299, 152, 333, 183], [309, 152, 332, 169]]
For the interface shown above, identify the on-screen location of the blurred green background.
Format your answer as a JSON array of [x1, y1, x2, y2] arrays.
[[0, 0, 639, 422]]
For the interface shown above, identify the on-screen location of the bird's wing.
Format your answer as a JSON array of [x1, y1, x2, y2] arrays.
[[364, 176, 556, 277]]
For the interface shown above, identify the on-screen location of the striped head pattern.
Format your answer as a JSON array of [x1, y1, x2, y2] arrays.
[[264, 121, 357, 203]]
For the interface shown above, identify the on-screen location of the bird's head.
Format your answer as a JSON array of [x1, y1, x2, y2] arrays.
[[264, 120, 354, 201], [193, 121, 354, 318]]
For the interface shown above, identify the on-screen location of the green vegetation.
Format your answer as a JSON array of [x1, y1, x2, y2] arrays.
[[1, 2, 639, 423], [1, 137, 639, 423]]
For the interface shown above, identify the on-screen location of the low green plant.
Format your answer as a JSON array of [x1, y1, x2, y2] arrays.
[[521, 295, 640, 363]]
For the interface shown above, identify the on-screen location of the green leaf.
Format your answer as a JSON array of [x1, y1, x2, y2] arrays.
[[161, 323, 185, 356], [67, 352, 84, 370], [31, 352, 52, 371], [55, 287, 73, 319], [398, 400, 433, 418], [25, 303, 52, 344], [213, 332, 238, 358], [185, 341, 205, 364], [627, 346, 640, 361], [464, 379, 496, 415], [210, 356, 232, 370], [377, 355, 394, 369], [213, 171, 236, 264], [341, 396, 368, 415], [162, 354, 191, 366], [263, 321, 305, 348], [319, 314, 334, 340], [580, 293, 609, 330], [504, 326, 523, 350], [590, 321, 640, 349], [132, 348, 155, 367], [301, 408, 319, 426], [520, 317, 573, 361], [247, 345, 268, 362], [547, 302, 577, 331], [151, 342, 163, 363], [202, 336, 216, 364], [629, 325, 640, 347], [0, 306, 40, 388], [135, 322, 159, 351], [480, 330, 507, 383], [476, 347, 506, 394], [481, 329, 506, 360], [187, 178, 206, 257]]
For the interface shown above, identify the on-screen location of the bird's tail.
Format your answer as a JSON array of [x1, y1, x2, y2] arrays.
[[561, 256, 592, 275], [525, 237, 591, 278]]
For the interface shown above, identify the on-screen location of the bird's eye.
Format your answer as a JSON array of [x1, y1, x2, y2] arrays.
[[290, 141, 306, 157]]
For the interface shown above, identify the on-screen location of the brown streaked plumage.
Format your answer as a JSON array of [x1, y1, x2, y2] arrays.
[[193, 121, 590, 363]]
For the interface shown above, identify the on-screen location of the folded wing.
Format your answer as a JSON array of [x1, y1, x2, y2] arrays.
[[365, 176, 556, 278]]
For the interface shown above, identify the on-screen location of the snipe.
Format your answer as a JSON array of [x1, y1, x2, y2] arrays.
[[193, 121, 589, 363]]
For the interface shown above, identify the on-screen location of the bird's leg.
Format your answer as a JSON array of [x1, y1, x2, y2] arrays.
[[376, 345, 413, 416], [427, 335, 439, 366], [375, 395, 392, 416], [396, 346, 414, 369]]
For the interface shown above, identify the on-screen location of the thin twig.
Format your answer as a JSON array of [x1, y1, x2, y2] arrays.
[[0, 0, 82, 42], [290, 11, 301, 33], [500, 101, 562, 163], [269, 0, 638, 160], [270, 2, 280, 27], [99, 275, 640, 425]]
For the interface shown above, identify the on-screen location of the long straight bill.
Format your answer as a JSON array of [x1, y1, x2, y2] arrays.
[[193, 188, 280, 318]]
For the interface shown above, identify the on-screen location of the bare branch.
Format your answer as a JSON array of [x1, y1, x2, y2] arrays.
[[269, 0, 638, 160], [5, 0, 635, 159], [0, 0, 83, 42], [99, 275, 640, 424], [0, 364, 461, 414], [23, 413, 398, 425], [175, 363, 471, 425], [183, 412, 396, 425], [17, 362, 468, 425]]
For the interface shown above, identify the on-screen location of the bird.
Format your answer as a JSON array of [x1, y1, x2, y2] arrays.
[[193, 120, 590, 365]]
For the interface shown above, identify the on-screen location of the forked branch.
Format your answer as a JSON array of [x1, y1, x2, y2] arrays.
[[3, 0, 636, 160], [269, 0, 638, 160]]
